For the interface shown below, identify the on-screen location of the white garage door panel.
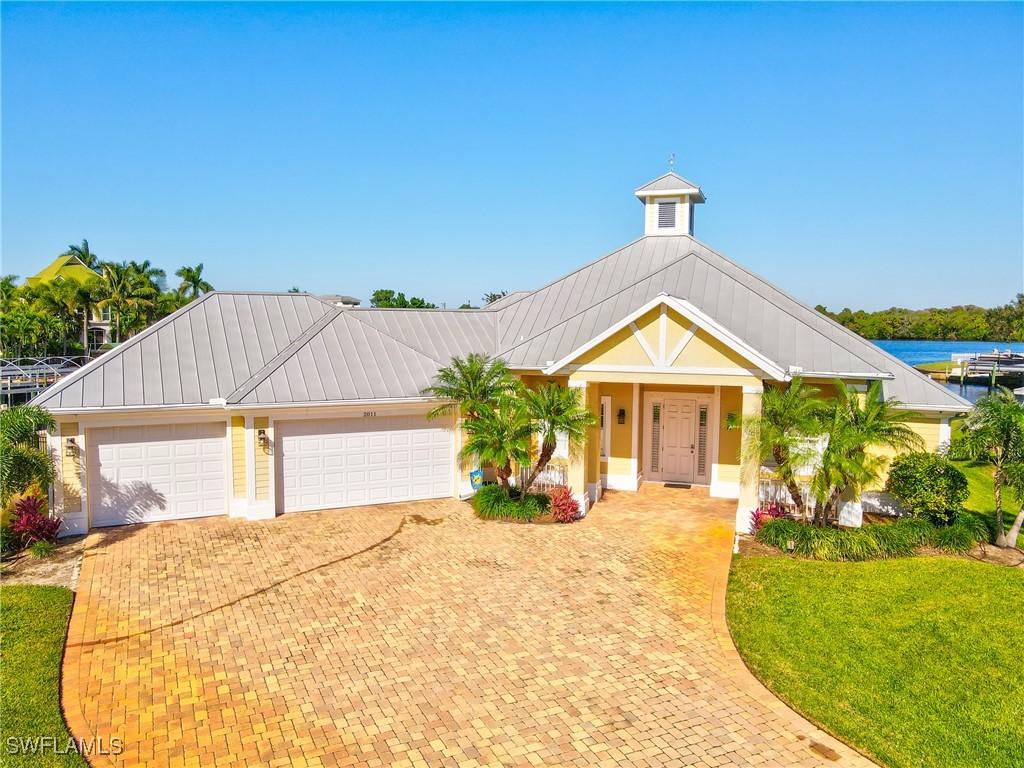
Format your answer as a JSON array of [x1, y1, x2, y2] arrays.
[[279, 414, 453, 512], [88, 423, 227, 527]]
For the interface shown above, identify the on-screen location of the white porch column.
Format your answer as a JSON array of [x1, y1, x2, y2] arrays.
[[736, 384, 763, 533], [568, 380, 592, 515]]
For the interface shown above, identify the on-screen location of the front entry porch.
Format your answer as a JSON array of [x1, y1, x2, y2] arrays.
[[558, 377, 764, 531]]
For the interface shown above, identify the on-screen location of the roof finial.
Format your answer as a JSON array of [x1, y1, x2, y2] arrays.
[[668, 152, 675, 173]]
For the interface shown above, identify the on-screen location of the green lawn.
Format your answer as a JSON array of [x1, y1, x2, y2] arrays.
[[915, 360, 954, 374], [955, 458, 1022, 547], [727, 556, 1024, 768], [0, 586, 86, 768]]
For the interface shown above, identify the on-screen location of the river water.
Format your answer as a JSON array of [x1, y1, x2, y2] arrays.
[[872, 339, 1024, 405]]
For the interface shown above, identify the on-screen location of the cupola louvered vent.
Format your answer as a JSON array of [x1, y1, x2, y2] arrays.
[[657, 200, 676, 229]]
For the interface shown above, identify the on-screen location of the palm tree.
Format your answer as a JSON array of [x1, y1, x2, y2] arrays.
[[0, 275, 19, 312], [0, 405, 55, 503], [34, 280, 84, 354], [423, 353, 518, 421], [810, 380, 923, 525], [521, 383, 597, 489], [459, 396, 534, 492], [63, 239, 98, 268], [175, 263, 213, 300], [129, 260, 167, 292], [956, 388, 1024, 548], [727, 377, 825, 514], [97, 262, 156, 342]]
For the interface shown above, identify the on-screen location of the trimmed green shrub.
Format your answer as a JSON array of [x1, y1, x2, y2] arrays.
[[473, 484, 550, 521], [755, 516, 979, 562], [885, 452, 969, 525], [27, 540, 56, 559]]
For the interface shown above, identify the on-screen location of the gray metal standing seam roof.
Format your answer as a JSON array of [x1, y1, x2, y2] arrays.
[[33, 235, 971, 413], [634, 171, 705, 197]]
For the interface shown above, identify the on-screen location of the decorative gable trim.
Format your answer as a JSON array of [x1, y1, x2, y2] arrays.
[[542, 293, 789, 380]]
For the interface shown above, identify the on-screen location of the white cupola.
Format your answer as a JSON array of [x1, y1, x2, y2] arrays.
[[634, 171, 706, 236]]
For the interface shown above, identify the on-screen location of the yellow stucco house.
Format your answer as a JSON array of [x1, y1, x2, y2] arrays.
[[34, 172, 970, 536]]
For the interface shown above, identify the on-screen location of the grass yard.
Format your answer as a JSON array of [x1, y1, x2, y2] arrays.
[[955, 458, 1022, 547], [727, 556, 1023, 768], [0, 586, 86, 768], [914, 360, 954, 374]]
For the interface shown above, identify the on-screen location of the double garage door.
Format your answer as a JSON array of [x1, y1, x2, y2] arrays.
[[278, 415, 453, 512], [86, 414, 453, 527]]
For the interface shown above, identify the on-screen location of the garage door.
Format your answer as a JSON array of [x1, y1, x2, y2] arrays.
[[278, 414, 453, 512], [88, 423, 227, 527]]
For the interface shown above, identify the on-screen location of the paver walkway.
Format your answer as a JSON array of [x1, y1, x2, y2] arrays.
[[64, 485, 875, 767]]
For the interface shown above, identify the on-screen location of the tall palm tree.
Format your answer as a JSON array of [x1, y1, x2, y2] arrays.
[[129, 259, 167, 292], [175, 263, 213, 300], [811, 380, 923, 525], [423, 353, 518, 421], [63, 239, 98, 268], [459, 395, 534, 493], [956, 388, 1024, 548], [97, 262, 156, 343], [521, 383, 597, 489], [34, 280, 84, 354], [728, 378, 824, 514]]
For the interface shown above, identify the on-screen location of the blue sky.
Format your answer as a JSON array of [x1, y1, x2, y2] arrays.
[[3, 2, 1021, 311]]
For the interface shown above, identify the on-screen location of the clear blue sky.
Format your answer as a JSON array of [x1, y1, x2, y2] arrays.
[[3, 2, 1021, 311]]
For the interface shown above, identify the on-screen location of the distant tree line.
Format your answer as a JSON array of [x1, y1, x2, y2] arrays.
[[371, 289, 509, 310], [815, 295, 1024, 342], [0, 239, 214, 358]]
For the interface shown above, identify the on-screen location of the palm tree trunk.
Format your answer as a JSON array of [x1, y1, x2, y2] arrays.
[[523, 442, 555, 491], [496, 463, 513, 493], [994, 469, 1008, 547], [1004, 507, 1023, 550], [81, 305, 89, 353], [772, 446, 805, 513]]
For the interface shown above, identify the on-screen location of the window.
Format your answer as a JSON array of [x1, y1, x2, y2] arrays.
[[697, 404, 708, 476], [650, 403, 661, 473], [599, 396, 611, 459], [657, 200, 676, 229]]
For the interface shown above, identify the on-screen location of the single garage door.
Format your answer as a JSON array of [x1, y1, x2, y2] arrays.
[[278, 414, 453, 512], [88, 423, 227, 527]]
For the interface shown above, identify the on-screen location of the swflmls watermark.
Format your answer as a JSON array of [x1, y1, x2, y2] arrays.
[[5, 735, 124, 756]]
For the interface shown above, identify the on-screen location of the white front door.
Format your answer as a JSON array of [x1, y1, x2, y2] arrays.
[[88, 423, 228, 527], [277, 414, 453, 513], [661, 397, 696, 483]]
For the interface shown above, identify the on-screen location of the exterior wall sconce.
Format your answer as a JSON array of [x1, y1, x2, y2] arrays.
[[65, 437, 78, 458], [257, 429, 270, 452], [617, 408, 626, 425]]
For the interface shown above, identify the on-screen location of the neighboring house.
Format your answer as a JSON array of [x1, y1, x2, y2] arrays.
[[34, 171, 970, 536], [318, 294, 362, 308], [25, 254, 112, 349]]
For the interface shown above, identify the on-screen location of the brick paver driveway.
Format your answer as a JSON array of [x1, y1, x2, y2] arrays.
[[64, 486, 873, 767]]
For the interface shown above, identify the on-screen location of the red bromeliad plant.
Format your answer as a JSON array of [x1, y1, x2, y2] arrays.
[[750, 501, 786, 534], [549, 486, 581, 523], [10, 494, 62, 545]]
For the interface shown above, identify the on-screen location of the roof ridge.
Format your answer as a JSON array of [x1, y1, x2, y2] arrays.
[[495, 251, 698, 359], [226, 310, 446, 404], [685, 241, 892, 376], [684, 240, 968, 406], [492, 235, 648, 319], [225, 308, 343, 403], [342, 310, 490, 364], [32, 292, 220, 407]]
